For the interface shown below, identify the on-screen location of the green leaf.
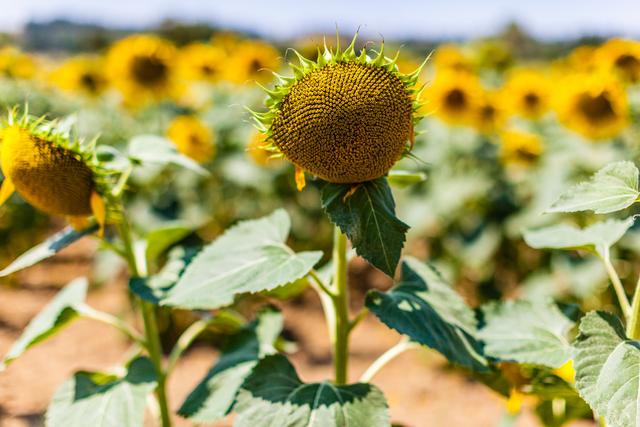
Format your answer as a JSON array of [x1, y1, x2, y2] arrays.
[[387, 170, 427, 188], [321, 177, 409, 277], [145, 221, 198, 264], [0, 225, 97, 277], [477, 300, 574, 368], [46, 356, 157, 427], [234, 354, 389, 427], [523, 217, 636, 258], [547, 161, 640, 214], [573, 311, 640, 427], [178, 308, 283, 422], [365, 256, 488, 371], [1, 278, 87, 369], [128, 135, 208, 176], [162, 209, 322, 309]]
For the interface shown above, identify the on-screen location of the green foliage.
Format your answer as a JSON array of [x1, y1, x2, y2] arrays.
[[547, 161, 640, 214], [144, 221, 197, 264], [321, 178, 409, 277], [178, 309, 282, 422], [1, 278, 87, 369], [234, 354, 390, 427], [128, 135, 208, 176], [46, 357, 157, 427], [162, 209, 322, 309], [366, 256, 488, 371]]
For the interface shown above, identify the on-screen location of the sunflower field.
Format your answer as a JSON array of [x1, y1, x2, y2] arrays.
[[1, 19, 640, 427]]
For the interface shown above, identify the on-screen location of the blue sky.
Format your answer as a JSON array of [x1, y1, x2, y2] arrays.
[[1, 0, 639, 40]]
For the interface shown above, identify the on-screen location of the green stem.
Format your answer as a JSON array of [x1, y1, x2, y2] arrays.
[[332, 227, 350, 385], [117, 220, 172, 427], [626, 275, 640, 339], [166, 316, 212, 375], [360, 337, 418, 383], [76, 303, 145, 345], [602, 250, 631, 320]]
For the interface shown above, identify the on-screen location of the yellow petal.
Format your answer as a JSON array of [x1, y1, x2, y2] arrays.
[[506, 388, 524, 415], [67, 215, 90, 231], [294, 166, 306, 191], [552, 359, 575, 384], [342, 184, 361, 202], [90, 191, 106, 237], [0, 177, 15, 207]]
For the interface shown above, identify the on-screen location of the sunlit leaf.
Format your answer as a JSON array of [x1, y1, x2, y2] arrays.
[[128, 135, 208, 176]]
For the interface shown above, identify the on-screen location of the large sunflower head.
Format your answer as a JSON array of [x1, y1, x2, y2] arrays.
[[106, 35, 179, 106], [595, 38, 640, 84], [0, 111, 115, 229], [252, 34, 425, 185], [178, 42, 227, 83], [502, 69, 551, 120], [49, 56, 109, 97], [167, 115, 215, 164], [554, 72, 629, 140], [426, 69, 482, 126], [226, 40, 282, 85]]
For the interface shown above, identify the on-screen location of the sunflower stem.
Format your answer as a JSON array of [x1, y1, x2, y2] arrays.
[[116, 219, 172, 427], [331, 227, 350, 385]]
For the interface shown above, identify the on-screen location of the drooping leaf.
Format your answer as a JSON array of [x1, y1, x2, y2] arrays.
[[573, 311, 640, 427], [234, 354, 389, 427], [523, 217, 636, 258], [547, 161, 639, 214], [178, 308, 282, 422], [46, 357, 157, 427], [128, 135, 208, 175], [162, 209, 322, 309], [0, 225, 97, 277], [365, 256, 488, 371], [477, 299, 574, 368], [1, 278, 87, 369], [321, 177, 409, 277]]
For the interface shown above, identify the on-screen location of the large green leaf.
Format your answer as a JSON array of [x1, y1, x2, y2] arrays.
[[1, 278, 87, 369], [547, 161, 639, 214], [321, 178, 409, 277], [162, 210, 322, 309], [477, 300, 574, 368], [145, 221, 198, 264], [523, 217, 636, 258], [234, 354, 389, 427], [365, 256, 488, 371], [178, 309, 282, 422], [0, 225, 97, 277], [46, 356, 157, 427], [128, 135, 208, 175], [573, 311, 640, 427]]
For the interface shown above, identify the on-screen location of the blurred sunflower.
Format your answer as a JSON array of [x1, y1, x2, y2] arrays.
[[0, 47, 36, 79], [502, 69, 551, 120], [226, 40, 281, 84], [554, 73, 628, 140], [49, 56, 108, 98], [246, 130, 283, 168], [473, 90, 507, 134], [178, 43, 227, 83], [0, 111, 114, 231], [167, 115, 215, 164], [432, 44, 474, 73], [498, 130, 543, 167], [595, 38, 640, 84], [106, 35, 180, 106], [426, 70, 482, 126]]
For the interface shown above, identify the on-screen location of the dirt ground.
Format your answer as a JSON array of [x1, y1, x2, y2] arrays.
[[0, 238, 596, 427]]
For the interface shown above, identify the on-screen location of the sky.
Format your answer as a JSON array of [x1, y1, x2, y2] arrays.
[[1, 0, 639, 40]]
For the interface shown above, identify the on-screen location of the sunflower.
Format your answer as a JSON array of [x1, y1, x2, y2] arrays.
[[0, 47, 36, 79], [554, 73, 628, 140], [498, 130, 543, 167], [252, 34, 425, 186], [0, 111, 112, 231], [49, 56, 109, 97], [106, 35, 180, 106], [502, 69, 551, 120], [178, 43, 227, 83], [226, 40, 281, 85], [246, 130, 283, 168], [432, 44, 473, 73], [595, 38, 640, 84], [426, 70, 482, 126], [473, 90, 507, 134], [167, 115, 215, 164]]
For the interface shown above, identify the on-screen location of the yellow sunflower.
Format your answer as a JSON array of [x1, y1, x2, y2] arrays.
[[178, 43, 227, 83], [554, 72, 629, 140], [167, 115, 215, 164], [226, 40, 281, 85], [0, 47, 36, 79], [426, 70, 482, 126], [595, 38, 640, 84], [473, 90, 507, 135], [502, 69, 551, 120], [498, 130, 543, 167], [106, 34, 180, 106], [49, 56, 108, 97], [432, 44, 474, 73], [246, 130, 284, 168]]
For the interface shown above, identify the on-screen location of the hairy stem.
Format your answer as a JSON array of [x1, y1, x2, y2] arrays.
[[332, 227, 350, 385]]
